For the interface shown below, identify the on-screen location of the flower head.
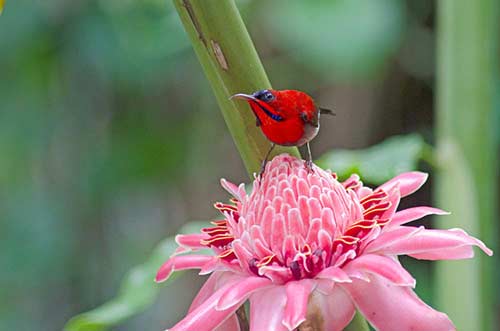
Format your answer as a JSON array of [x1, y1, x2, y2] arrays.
[[156, 154, 492, 331]]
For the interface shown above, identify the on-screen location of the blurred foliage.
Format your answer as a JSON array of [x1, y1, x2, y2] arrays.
[[64, 221, 207, 331], [496, 77, 500, 146], [317, 134, 429, 184], [0, 1, 201, 330], [260, 0, 405, 81]]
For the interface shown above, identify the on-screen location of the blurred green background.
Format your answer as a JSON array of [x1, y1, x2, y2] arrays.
[[0, 0, 498, 330]]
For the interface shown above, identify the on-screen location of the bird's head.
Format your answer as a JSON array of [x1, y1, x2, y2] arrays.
[[231, 89, 279, 106], [230, 89, 285, 123], [231, 89, 333, 124], [231, 89, 316, 118]]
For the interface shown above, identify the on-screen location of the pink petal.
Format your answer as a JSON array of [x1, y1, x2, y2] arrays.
[[214, 314, 240, 331], [411, 245, 475, 260], [316, 266, 352, 283], [310, 286, 356, 331], [370, 227, 493, 260], [380, 187, 400, 220], [315, 278, 336, 295], [365, 226, 424, 253], [261, 205, 275, 245], [288, 208, 305, 236], [389, 206, 449, 227], [155, 255, 215, 283], [307, 197, 322, 219], [214, 313, 241, 331], [175, 233, 209, 251], [357, 186, 373, 199], [348, 189, 364, 221], [320, 208, 336, 237], [249, 286, 288, 331], [358, 226, 382, 252], [271, 214, 286, 261], [190, 273, 241, 331], [378, 171, 428, 197], [168, 277, 247, 331], [283, 280, 316, 330], [221, 178, 245, 201], [282, 235, 297, 265], [298, 196, 311, 229], [283, 187, 297, 206], [258, 265, 291, 284], [342, 254, 415, 287], [317, 229, 333, 262], [217, 276, 273, 310], [253, 238, 274, 259], [232, 240, 254, 273], [342, 174, 361, 190], [189, 272, 224, 312], [342, 274, 455, 331], [199, 256, 220, 275], [305, 218, 322, 244]]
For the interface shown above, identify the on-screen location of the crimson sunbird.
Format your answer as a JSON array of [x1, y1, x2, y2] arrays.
[[231, 89, 334, 174]]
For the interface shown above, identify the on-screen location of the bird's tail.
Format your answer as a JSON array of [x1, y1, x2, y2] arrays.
[[319, 107, 336, 116]]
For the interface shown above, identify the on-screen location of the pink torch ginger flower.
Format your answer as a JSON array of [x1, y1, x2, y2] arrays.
[[156, 154, 492, 331]]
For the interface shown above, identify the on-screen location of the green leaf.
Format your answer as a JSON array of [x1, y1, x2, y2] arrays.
[[64, 221, 208, 331], [317, 134, 427, 184]]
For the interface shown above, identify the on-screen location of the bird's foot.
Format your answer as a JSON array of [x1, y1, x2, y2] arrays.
[[258, 160, 268, 179], [304, 159, 314, 173]]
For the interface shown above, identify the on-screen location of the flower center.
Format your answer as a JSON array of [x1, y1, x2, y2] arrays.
[[200, 156, 393, 282]]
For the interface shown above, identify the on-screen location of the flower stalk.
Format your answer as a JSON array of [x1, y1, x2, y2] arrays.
[[172, 0, 300, 175], [435, 0, 499, 330]]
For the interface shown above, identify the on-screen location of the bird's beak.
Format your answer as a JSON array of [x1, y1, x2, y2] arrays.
[[229, 93, 258, 101]]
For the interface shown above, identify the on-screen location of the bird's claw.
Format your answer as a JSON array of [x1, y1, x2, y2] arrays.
[[304, 159, 314, 173], [258, 160, 267, 179]]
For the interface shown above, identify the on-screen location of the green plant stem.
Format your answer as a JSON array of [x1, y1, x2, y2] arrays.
[[435, 1, 498, 330], [173, 1, 370, 330], [172, 0, 300, 176], [343, 311, 370, 331]]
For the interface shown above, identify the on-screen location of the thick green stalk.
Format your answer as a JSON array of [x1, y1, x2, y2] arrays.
[[172, 0, 299, 175], [435, 1, 498, 330], [173, 1, 370, 330], [343, 312, 370, 331]]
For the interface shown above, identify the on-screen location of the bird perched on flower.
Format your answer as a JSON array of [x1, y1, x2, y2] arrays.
[[156, 154, 492, 331], [231, 89, 334, 173]]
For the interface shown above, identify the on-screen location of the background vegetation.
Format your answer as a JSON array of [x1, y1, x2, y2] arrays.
[[0, 0, 498, 330]]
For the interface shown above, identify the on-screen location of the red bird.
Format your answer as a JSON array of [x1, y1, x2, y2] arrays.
[[231, 89, 334, 173]]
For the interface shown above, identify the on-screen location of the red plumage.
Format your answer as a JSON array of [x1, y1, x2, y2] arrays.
[[231, 89, 333, 172]]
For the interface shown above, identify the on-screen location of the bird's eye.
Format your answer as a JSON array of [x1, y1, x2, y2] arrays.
[[263, 92, 274, 101], [254, 89, 275, 102]]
